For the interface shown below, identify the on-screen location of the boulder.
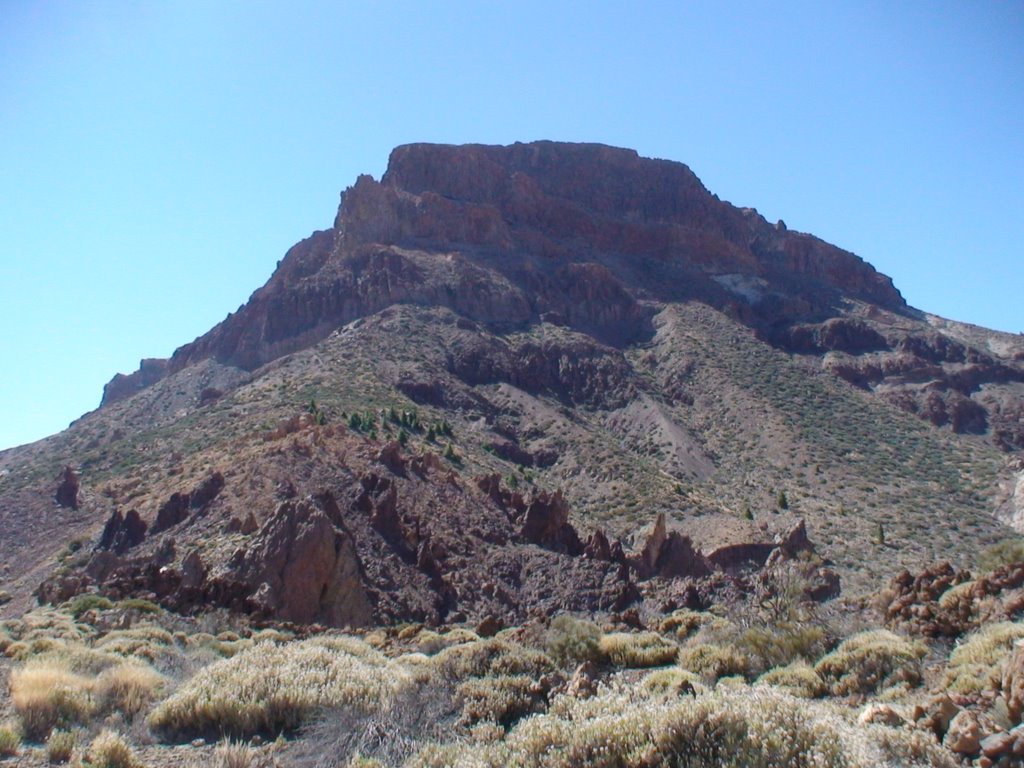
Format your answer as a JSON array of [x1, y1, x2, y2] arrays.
[[236, 495, 373, 627], [636, 514, 710, 579], [519, 490, 582, 554], [97, 509, 147, 554], [944, 710, 995, 757], [1002, 641, 1024, 725], [858, 704, 906, 727], [54, 466, 81, 510]]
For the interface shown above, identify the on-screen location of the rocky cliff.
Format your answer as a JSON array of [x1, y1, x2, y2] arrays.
[[101, 142, 1023, 452]]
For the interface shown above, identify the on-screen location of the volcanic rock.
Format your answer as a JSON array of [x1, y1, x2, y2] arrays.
[[54, 466, 81, 510], [97, 509, 147, 554], [236, 495, 373, 627]]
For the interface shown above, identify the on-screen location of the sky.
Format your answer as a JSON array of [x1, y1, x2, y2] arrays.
[[1, 1, 1021, 451]]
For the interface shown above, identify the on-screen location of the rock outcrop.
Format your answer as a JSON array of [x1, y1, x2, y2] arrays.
[[235, 495, 374, 627], [54, 466, 81, 510]]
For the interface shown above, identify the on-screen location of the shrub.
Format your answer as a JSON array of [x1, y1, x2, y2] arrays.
[[416, 628, 479, 655], [978, 540, 1024, 572], [63, 594, 113, 619], [545, 616, 602, 667], [756, 661, 827, 699], [732, 623, 828, 676], [87, 730, 136, 768], [10, 662, 95, 740], [678, 643, 753, 682], [434, 639, 554, 682], [0, 724, 20, 757], [814, 630, 926, 696], [457, 675, 545, 727], [598, 632, 678, 668], [46, 729, 76, 764], [640, 668, 706, 698], [943, 621, 1024, 695], [658, 609, 710, 639], [116, 598, 161, 615], [148, 637, 391, 739], [214, 739, 258, 768], [95, 662, 165, 718], [407, 686, 953, 767]]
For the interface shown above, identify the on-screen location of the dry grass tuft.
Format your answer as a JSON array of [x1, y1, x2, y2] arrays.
[[45, 729, 76, 764], [10, 662, 95, 740], [95, 661, 165, 718], [87, 729, 137, 768], [148, 637, 391, 739], [213, 739, 259, 768], [0, 724, 20, 757]]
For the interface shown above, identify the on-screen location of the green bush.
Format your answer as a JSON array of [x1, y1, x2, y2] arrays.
[[63, 594, 113, 619], [457, 674, 545, 727], [678, 643, 753, 682], [756, 661, 827, 699], [545, 615, 602, 667], [814, 630, 926, 696], [978, 540, 1024, 573], [732, 623, 828, 676], [598, 632, 678, 668], [943, 621, 1024, 695]]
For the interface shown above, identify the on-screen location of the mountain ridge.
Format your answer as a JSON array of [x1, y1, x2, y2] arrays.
[[2, 140, 1022, 626]]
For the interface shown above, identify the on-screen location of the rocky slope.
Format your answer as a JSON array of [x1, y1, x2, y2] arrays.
[[1, 141, 1022, 627]]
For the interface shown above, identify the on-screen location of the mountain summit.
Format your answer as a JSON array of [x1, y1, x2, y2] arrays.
[[2, 141, 1022, 625], [105, 141, 905, 401]]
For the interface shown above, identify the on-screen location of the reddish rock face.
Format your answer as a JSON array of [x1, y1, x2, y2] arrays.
[[237, 495, 374, 627], [94, 141, 1024, 448], [101, 141, 906, 402], [54, 466, 81, 510]]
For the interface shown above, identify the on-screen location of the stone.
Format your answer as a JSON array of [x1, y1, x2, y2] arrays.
[[857, 704, 905, 727], [97, 509, 147, 554], [916, 694, 960, 739], [1002, 641, 1024, 724], [54, 466, 81, 510], [475, 614, 502, 638], [980, 731, 1014, 760], [152, 492, 191, 535], [236, 495, 373, 627], [636, 514, 710, 579], [944, 710, 993, 757], [566, 660, 600, 699], [520, 490, 582, 554]]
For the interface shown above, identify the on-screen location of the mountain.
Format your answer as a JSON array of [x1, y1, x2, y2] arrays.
[[1, 141, 1022, 627]]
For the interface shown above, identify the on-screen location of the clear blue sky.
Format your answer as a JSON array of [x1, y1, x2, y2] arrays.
[[1, 1, 1021, 450]]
